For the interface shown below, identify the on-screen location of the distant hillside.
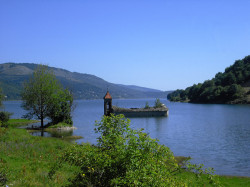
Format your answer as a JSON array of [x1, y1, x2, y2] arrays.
[[117, 84, 163, 93], [167, 55, 250, 104], [0, 63, 168, 100]]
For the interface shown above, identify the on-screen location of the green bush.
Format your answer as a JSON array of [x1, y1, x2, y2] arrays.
[[0, 171, 7, 186], [51, 114, 221, 186], [0, 111, 12, 126], [154, 98, 163, 108], [57, 114, 180, 186], [144, 101, 150, 109]]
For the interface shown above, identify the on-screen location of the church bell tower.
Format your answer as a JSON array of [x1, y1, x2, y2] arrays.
[[103, 91, 113, 116]]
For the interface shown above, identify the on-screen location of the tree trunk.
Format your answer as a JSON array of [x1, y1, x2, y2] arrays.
[[41, 113, 44, 128]]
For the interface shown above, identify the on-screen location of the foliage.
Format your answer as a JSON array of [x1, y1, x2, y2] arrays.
[[144, 101, 150, 109], [168, 55, 250, 104], [218, 175, 250, 187], [0, 88, 3, 107], [47, 122, 73, 128], [56, 114, 180, 186], [51, 114, 221, 186], [48, 88, 74, 125], [1, 119, 249, 186], [21, 65, 73, 128], [0, 111, 13, 127], [0, 171, 7, 186], [0, 128, 79, 186], [154, 98, 163, 108]]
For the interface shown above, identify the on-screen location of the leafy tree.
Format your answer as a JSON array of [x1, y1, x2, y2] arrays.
[[201, 80, 214, 90], [21, 65, 73, 128], [188, 83, 202, 102], [215, 72, 224, 86], [0, 112, 12, 127], [167, 89, 186, 102], [49, 88, 74, 125], [222, 72, 236, 86], [144, 101, 150, 109], [154, 98, 163, 108], [0, 88, 3, 107], [226, 84, 244, 100], [0, 87, 13, 127]]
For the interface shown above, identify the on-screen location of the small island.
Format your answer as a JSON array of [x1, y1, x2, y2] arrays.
[[103, 91, 169, 117]]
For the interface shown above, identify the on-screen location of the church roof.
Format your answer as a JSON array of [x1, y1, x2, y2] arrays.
[[104, 91, 112, 99]]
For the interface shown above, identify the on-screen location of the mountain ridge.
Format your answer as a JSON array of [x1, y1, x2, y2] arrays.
[[0, 63, 169, 100]]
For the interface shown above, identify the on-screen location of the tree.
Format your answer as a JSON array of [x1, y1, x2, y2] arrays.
[[144, 101, 150, 109], [21, 65, 73, 128], [0, 88, 3, 107], [0, 111, 12, 127], [222, 72, 236, 86], [154, 98, 163, 108], [49, 88, 74, 125], [226, 84, 244, 100]]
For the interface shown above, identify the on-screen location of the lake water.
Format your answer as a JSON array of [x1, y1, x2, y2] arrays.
[[2, 99, 250, 177]]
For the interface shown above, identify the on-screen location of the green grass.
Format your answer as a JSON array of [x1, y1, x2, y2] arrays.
[[174, 157, 250, 186], [176, 170, 250, 187], [0, 128, 80, 186], [218, 175, 250, 187], [0, 127, 249, 186], [47, 122, 73, 128], [7, 119, 39, 128]]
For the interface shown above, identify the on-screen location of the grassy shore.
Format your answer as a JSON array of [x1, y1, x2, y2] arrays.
[[6, 119, 39, 128], [0, 125, 249, 186], [0, 128, 80, 186]]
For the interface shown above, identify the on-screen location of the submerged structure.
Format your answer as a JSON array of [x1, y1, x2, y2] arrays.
[[103, 91, 169, 117], [103, 91, 113, 116]]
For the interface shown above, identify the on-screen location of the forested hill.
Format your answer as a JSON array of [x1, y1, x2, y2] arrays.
[[167, 55, 250, 104], [0, 63, 169, 100]]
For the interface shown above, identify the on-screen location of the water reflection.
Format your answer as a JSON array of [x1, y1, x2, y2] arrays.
[[154, 117, 166, 133], [29, 129, 73, 138]]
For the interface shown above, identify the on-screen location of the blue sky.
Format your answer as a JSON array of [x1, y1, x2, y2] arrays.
[[0, 1, 250, 91]]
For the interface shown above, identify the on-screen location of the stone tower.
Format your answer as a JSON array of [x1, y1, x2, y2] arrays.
[[104, 91, 113, 116]]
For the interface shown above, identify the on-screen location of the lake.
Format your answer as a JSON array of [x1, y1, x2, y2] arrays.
[[2, 99, 250, 177]]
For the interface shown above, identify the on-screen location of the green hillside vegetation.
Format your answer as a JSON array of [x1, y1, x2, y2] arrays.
[[168, 55, 250, 104], [0, 63, 168, 100]]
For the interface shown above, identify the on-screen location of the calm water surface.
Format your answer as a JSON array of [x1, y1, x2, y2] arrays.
[[3, 99, 250, 177]]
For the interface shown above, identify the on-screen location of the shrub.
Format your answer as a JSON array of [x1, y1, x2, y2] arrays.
[[0, 111, 12, 127], [53, 115, 181, 186], [50, 115, 221, 186], [154, 98, 163, 108], [0, 171, 7, 186], [144, 101, 150, 109]]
